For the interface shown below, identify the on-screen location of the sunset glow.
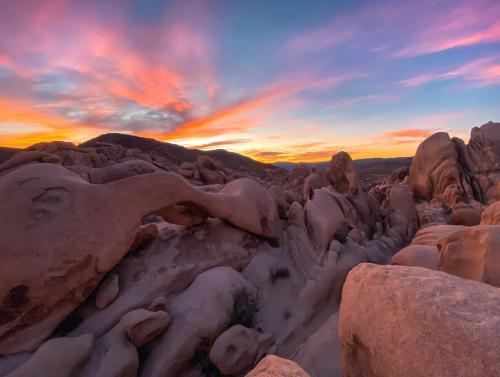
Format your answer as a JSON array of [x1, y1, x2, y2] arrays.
[[1, 0, 499, 162]]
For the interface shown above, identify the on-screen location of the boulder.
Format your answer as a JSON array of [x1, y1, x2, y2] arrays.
[[304, 189, 349, 251], [80, 309, 169, 377], [303, 171, 327, 201], [386, 184, 417, 241], [245, 355, 310, 377], [450, 203, 482, 226], [340, 263, 500, 377], [209, 325, 259, 375], [327, 152, 375, 230], [409, 132, 466, 205], [141, 267, 257, 377], [391, 245, 438, 269], [480, 200, 500, 224], [437, 225, 500, 287], [0, 151, 61, 176], [87, 160, 158, 184]]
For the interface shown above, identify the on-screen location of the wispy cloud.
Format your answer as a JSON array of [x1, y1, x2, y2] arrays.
[[395, 1, 500, 57], [401, 56, 500, 87], [383, 128, 435, 138]]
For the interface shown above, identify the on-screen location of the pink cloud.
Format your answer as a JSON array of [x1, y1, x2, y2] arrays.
[[395, 1, 500, 57], [401, 56, 500, 87]]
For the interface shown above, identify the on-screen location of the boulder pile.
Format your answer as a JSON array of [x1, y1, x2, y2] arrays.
[[0, 122, 499, 377]]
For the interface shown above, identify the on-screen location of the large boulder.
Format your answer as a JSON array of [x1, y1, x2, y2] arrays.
[[141, 267, 257, 377], [386, 184, 418, 241], [390, 224, 465, 269], [437, 225, 500, 287], [409, 132, 467, 205], [209, 325, 274, 375], [304, 189, 349, 251], [340, 263, 500, 377], [0, 162, 278, 354], [391, 244, 439, 269], [327, 152, 375, 230]]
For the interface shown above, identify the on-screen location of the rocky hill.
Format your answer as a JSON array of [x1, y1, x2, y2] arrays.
[[0, 121, 499, 377], [82, 133, 279, 176]]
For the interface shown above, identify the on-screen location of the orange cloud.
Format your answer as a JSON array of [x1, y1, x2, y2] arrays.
[[383, 128, 434, 138], [0, 96, 105, 147], [396, 3, 500, 57]]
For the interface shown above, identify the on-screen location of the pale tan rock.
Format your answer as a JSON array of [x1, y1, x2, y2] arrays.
[[386, 184, 417, 241], [178, 168, 194, 179], [340, 263, 500, 377], [480, 200, 500, 224], [130, 223, 159, 250], [326, 152, 376, 230], [304, 189, 350, 251], [122, 309, 170, 347], [437, 225, 500, 287], [391, 245, 438, 269], [410, 224, 465, 246], [5, 334, 93, 377], [95, 274, 120, 309], [303, 171, 327, 201], [409, 132, 466, 205], [245, 355, 310, 377]]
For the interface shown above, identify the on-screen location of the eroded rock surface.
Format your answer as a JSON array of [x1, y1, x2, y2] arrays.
[[340, 263, 500, 377]]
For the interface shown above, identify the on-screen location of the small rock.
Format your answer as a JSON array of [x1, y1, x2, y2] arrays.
[[95, 274, 120, 309]]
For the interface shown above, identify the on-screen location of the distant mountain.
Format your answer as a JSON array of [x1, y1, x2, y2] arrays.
[[275, 157, 413, 175], [0, 147, 20, 163], [81, 133, 280, 176]]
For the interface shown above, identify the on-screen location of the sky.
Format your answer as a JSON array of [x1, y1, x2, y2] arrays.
[[0, 0, 499, 162]]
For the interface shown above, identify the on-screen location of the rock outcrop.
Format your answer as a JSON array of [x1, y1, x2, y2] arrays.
[[437, 225, 500, 287], [340, 263, 500, 377], [0, 162, 278, 354], [3, 124, 497, 376]]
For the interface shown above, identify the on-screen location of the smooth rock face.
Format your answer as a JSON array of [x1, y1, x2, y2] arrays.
[[245, 355, 311, 377], [95, 274, 120, 309], [437, 225, 500, 287], [340, 263, 500, 377], [79, 309, 169, 377], [391, 244, 438, 269], [5, 334, 93, 377]]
